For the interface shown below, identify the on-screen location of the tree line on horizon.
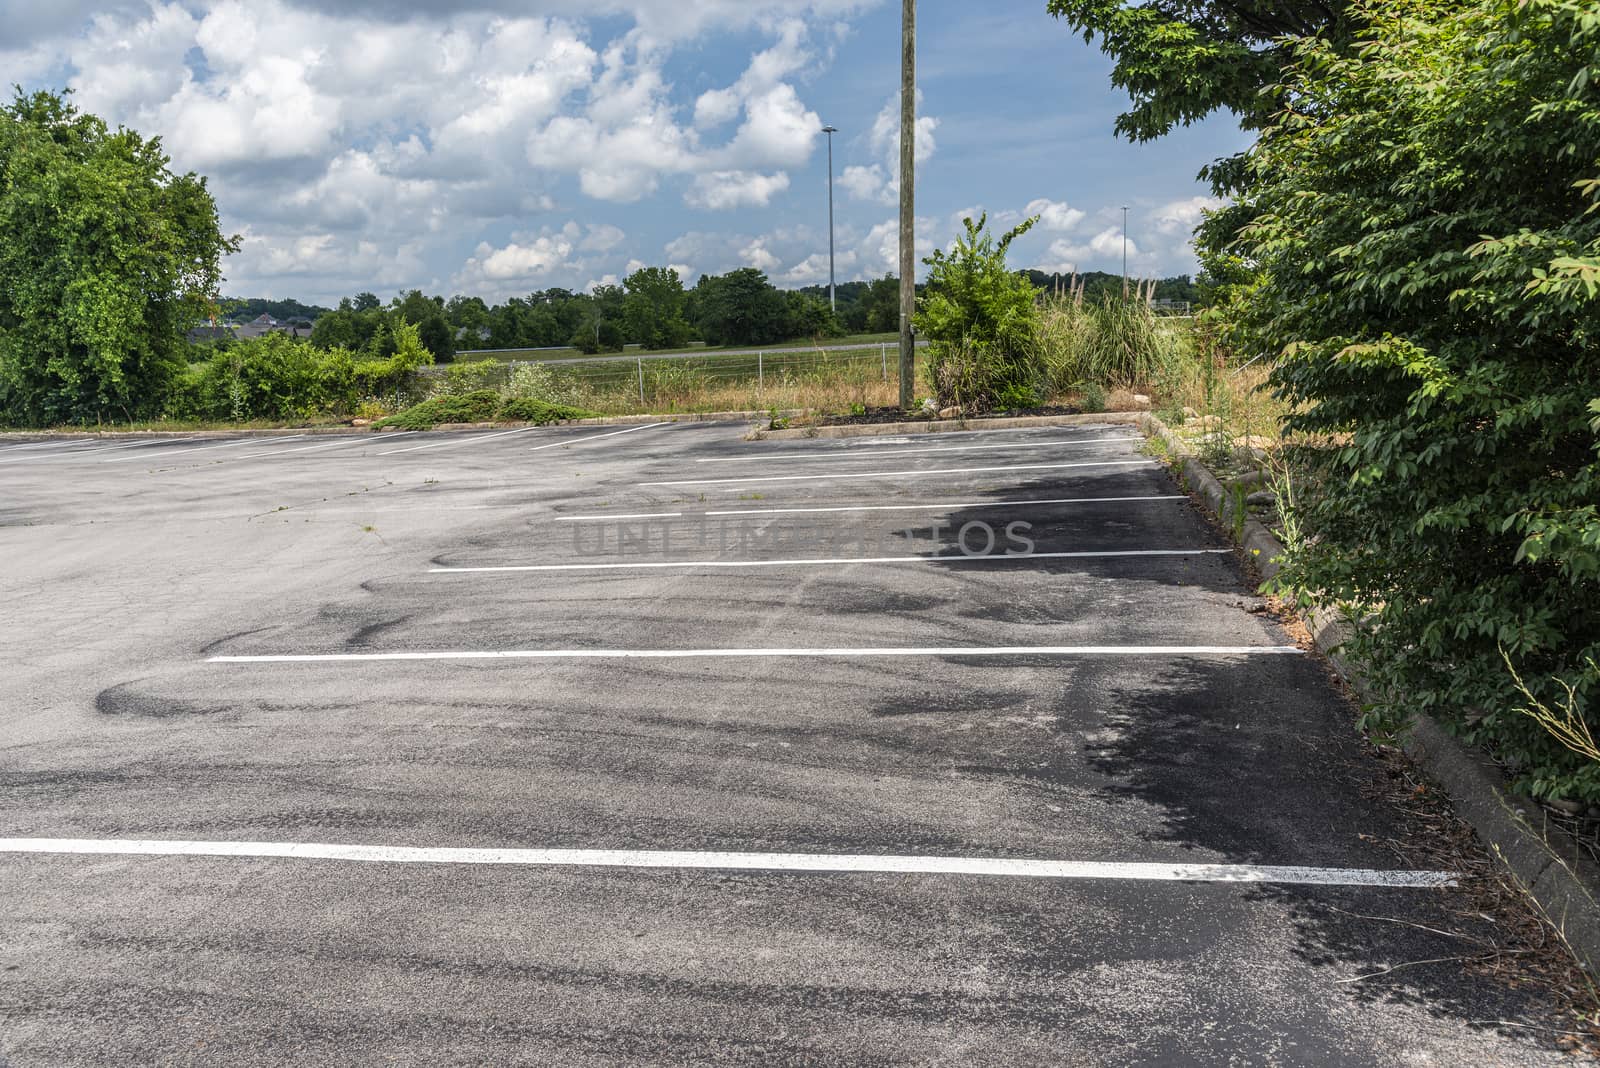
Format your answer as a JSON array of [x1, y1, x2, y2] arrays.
[[226, 269, 1200, 364]]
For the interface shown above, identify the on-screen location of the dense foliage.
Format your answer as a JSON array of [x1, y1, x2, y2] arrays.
[[1202, 0, 1600, 797], [308, 289, 455, 362], [373, 388, 596, 430], [173, 319, 434, 422], [1046, 0, 1357, 193], [623, 267, 693, 350], [222, 297, 331, 323], [916, 214, 1043, 411], [0, 90, 236, 426]]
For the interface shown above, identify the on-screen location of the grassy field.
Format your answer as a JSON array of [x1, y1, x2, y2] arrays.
[[455, 332, 899, 363]]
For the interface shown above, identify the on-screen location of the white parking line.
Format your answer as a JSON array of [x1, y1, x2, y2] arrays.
[[430, 548, 1233, 574], [0, 438, 100, 453], [641, 459, 1155, 488], [0, 437, 203, 464], [208, 643, 1300, 663], [0, 838, 1455, 888], [379, 421, 671, 457], [255, 435, 379, 457], [378, 425, 544, 455], [553, 494, 1186, 522], [528, 422, 671, 452], [102, 435, 307, 463], [695, 436, 1144, 463]]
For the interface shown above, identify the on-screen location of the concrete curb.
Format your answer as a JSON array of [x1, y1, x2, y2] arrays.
[[748, 412, 1141, 440], [0, 408, 793, 443], [1139, 412, 1600, 971]]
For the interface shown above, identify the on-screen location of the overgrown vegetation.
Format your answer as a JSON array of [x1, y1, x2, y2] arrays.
[[170, 320, 435, 422], [1033, 296, 1183, 395], [0, 90, 236, 427], [1197, 0, 1600, 799], [916, 213, 1043, 412]]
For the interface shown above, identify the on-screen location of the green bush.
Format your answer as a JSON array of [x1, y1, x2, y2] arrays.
[[170, 320, 433, 422], [373, 389, 503, 430], [915, 213, 1042, 411], [1204, 0, 1600, 798], [376, 389, 596, 429], [496, 397, 598, 424]]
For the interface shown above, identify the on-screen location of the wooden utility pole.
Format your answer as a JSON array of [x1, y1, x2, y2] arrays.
[[898, 0, 916, 409]]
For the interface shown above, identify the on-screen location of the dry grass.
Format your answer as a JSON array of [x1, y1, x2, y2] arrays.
[[573, 366, 932, 416]]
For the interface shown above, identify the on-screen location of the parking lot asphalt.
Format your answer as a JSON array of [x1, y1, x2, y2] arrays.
[[0, 421, 1576, 1065]]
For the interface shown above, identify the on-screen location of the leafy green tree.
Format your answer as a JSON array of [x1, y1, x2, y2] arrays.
[[1204, 0, 1600, 798], [389, 289, 454, 362], [1046, 1, 1356, 185], [350, 292, 381, 312], [0, 90, 237, 425], [916, 213, 1042, 411], [569, 285, 626, 354], [623, 266, 693, 349], [692, 268, 788, 346], [781, 290, 839, 340], [859, 274, 902, 334]]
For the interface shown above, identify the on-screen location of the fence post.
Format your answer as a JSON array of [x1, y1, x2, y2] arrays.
[[636, 356, 645, 405], [881, 343, 888, 381], [758, 351, 764, 392]]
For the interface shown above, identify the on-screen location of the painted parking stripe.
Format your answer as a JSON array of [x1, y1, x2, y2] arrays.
[[378, 425, 545, 455], [430, 548, 1231, 574], [0, 838, 1454, 888], [208, 644, 1301, 663], [641, 459, 1155, 487], [256, 435, 380, 457], [527, 422, 671, 452], [0, 438, 102, 453], [378, 421, 671, 457], [102, 435, 307, 463], [694, 436, 1145, 463], [553, 494, 1186, 522], [0, 437, 203, 464]]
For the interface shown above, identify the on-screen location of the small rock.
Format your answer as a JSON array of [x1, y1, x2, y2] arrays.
[[351, 418, 371, 427], [1246, 491, 1276, 507], [1233, 434, 1275, 450], [920, 398, 939, 415], [938, 406, 962, 420], [1132, 394, 1151, 407], [1182, 406, 1200, 419], [1549, 798, 1584, 816], [1185, 414, 1223, 430]]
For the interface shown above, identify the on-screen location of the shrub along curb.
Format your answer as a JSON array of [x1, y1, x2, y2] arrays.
[[742, 407, 1600, 971], [1139, 411, 1600, 974]]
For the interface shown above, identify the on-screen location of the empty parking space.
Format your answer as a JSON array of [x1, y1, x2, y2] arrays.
[[0, 418, 1575, 1064]]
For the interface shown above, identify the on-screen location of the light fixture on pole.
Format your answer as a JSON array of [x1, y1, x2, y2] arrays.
[[822, 124, 838, 313], [1121, 205, 1129, 296]]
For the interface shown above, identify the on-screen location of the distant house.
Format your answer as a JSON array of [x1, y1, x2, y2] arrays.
[[236, 314, 283, 340], [186, 324, 236, 344], [455, 325, 492, 344], [235, 314, 314, 340]]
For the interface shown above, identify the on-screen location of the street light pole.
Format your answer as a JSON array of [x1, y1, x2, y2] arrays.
[[823, 124, 838, 314], [1121, 205, 1129, 297], [898, 0, 916, 409]]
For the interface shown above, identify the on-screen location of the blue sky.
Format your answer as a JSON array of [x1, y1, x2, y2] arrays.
[[0, 0, 1249, 305]]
